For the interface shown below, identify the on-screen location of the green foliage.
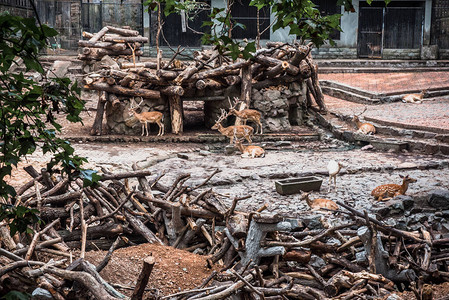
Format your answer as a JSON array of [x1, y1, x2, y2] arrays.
[[2, 291, 30, 300], [0, 204, 41, 235], [0, 12, 98, 234]]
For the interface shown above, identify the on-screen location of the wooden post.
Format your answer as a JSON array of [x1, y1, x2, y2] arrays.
[[131, 256, 156, 300], [241, 64, 252, 106], [169, 95, 183, 134]]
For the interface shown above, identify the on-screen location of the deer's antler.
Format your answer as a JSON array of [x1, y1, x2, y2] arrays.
[[356, 106, 368, 117]]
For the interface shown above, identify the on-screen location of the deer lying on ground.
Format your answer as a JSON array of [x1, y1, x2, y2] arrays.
[[371, 175, 417, 201], [402, 90, 428, 103], [300, 192, 338, 211], [352, 106, 376, 135], [229, 97, 263, 134], [211, 109, 254, 144], [129, 99, 164, 136], [235, 140, 265, 158]]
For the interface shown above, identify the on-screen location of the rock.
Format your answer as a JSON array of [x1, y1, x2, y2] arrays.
[[47, 60, 72, 79], [177, 153, 189, 160], [309, 255, 326, 269], [393, 195, 414, 210], [199, 150, 211, 156], [302, 216, 324, 230], [428, 189, 449, 209], [263, 90, 281, 102], [386, 294, 404, 300], [225, 145, 236, 155], [32, 288, 53, 299], [274, 141, 292, 147]]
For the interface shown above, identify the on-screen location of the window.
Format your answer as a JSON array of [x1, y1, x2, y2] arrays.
[[230, 0, 270, 39], [313, 0, 341, 40]]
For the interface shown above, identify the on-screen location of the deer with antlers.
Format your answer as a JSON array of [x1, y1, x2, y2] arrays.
[[352, 106, 376, 135], [129, 98, 165, 136], [212, 108, 254, 144], [228, 97, 263, 134]]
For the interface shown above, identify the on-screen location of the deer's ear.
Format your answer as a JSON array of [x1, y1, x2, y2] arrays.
[[399, 175, 404, 178]]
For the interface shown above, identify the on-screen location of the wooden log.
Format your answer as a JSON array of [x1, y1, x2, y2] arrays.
[[131, 256, 156, 300], [42, 267, 117, 300], [252, 74, 302, 90], [191, 61, 251, 81], [78, 40, 127, 51], [82, 31, 94, 39], [78, 49, 143, 60], [169, 95, 183, 134], [283, 249, 311, 264], [195, 79, 223, 90], [124, 211, 162, 244], [59, 222, 126, 242], [136, 193, 222, 219], [121, 61, 159, 69], [254, 55, 300, 75], [174, 64, 199, 85], [90, 91, 107, 136], [290, 43, 313, 66], [85, 82, 160, 99], [264, 61, 290, 78], [161, 85, 184, 96], [106, 25, 139, 36], [0, 225, 16, 250], [89, 26, 109, 43], [240, 64, 252, 106], [104, 36, 149, 43], [157, 69, 178, 79]]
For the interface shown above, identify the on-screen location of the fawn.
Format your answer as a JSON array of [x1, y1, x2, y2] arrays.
[[235, 140, 265, 158], [228, 97, 263, 134], [327, 160, 343, 191], [300, 192, 338, 211], [129, 99, 164, 136], [371, 175, 417, 201], [211, 109, 254, 144], [402, 90, 428, 103]]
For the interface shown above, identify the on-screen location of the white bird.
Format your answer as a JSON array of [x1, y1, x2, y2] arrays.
[[327, 160, 343, 192]]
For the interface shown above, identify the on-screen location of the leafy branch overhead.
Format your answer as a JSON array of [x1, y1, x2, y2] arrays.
[[0, 13, 97, 233]]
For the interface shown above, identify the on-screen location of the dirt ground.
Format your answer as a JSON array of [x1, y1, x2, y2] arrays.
[[9, 92, 449, 298]]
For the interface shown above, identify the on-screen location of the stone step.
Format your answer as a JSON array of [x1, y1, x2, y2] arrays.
[[316, 59, 449, 69], [64, 132, 320, 144], [313, 110, 449, 155], [320, 86, 379, 104], [319, 67, 449, 74]]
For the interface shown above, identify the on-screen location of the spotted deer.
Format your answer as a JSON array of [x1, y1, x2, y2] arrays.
[[211, 109, 254, 144], [352, 106, 376, 135], [129, 98, 164, 136], [235, 140, 265, 158], [402, 90, 428, 103], [371, 175, 417, 201], [300, 192, 338, 211], [228, 97, 263, 134]]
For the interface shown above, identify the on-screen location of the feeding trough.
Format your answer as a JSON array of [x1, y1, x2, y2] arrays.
[[275, 176, 323, 195]]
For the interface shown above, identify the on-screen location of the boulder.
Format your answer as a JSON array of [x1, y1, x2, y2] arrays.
[[428, 189, 449, 209]]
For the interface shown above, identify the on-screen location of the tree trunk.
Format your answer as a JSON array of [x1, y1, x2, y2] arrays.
[[169, 95, 183, 134], [90, 91, 107, 136]]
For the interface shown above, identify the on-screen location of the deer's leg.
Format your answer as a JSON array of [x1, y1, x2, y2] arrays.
[[259, 121, 263, 134], [145, 122, 149, 136], [141, 123, 145, 136], [229, 135, 234, 144]]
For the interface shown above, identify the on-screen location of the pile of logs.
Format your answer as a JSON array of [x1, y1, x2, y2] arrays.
[[1, 164, 448, 299], [80, 27, 327, 136], [78, 25, 147, 63]]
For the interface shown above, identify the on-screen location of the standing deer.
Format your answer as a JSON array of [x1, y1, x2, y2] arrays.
[[371, 175, 417, 201], [402, 90, 428, 103], [235, 140, 265, 158], [367, 42, 381, 58], [352, 106, 376, 135], [211, 109, 254, 144], [129, 99, 164, 136], [229, 97, 263, 134]]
